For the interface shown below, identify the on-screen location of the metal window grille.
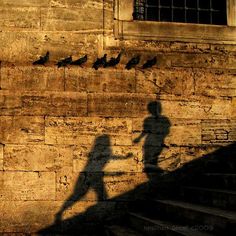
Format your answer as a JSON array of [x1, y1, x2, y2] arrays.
[[133, 0, 227, 25]]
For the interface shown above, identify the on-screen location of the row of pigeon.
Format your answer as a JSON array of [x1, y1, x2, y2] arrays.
[[33, 51, 157, 70]]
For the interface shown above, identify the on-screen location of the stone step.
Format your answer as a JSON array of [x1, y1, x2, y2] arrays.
[[105, 225, 143, 236], [128, 212, 213, 236], [151, 199, 236, 234], [190, 173, 236, 190], [179, 186, 236, 210], [202, 159, 236, 174]]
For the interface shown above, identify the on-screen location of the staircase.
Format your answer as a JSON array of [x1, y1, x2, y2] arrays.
[[105, 144, 236, 236]]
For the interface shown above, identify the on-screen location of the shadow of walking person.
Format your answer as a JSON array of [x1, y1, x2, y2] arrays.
[[134, 101, 171, 178], [55, 134, 131, 223]]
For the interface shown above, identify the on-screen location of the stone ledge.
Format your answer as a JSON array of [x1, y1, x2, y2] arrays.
[[117, 21, 236, 44]]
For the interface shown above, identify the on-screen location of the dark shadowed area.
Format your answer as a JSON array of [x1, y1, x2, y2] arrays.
[[38, 141, 236, 235]]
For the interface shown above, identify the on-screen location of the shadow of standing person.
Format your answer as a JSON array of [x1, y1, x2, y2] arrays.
[[55, 134, 131, 223], [134, 101, 171, 177]]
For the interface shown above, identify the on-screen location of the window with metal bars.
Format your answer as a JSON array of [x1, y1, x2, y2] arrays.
[[133, 0, 227, 25]]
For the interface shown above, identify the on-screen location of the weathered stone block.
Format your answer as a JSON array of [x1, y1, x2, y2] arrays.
[[132, 118, 201, 146], [1, 64, 65, 91], [0, 200, 102, 233], [65, 68, 136, 93], [104, 6, 113, 31], [46, 133, 96, 146], [104, 173, 148, 199], [170, 42, 211, 53], [233, 98, 236, 118], [210, 44, 236, 54], [56, 170, 104, 201], [45, 117, 132, 145], [166, 119, 201, 145], [0, 116, 44, 144], [0, 91, 22, 115], [41, 8, 103, 31], [0, 199, 114, 232], [0, 0, 104, 8], [65, 67, 87, 92], [118, 40, 171, 53], [0, 171, 55, 200], [56, 169, 84, 200], [0, 7, 40, 30], [171, 53, 236, 69], [180, 146, 220, 165], [46, 117, 132, 134], [0, 91, 87, 116], [160, 95, 232, 119], [0, 200, 56, 233], [4, 145, 73, 171], [108, 145, 182, 171], [49, 0, 104, 8], [0, 0, 49, 7], [157, 147, 182, 171], [88, 93, 157, 117], [61, 200, 118, 224], [194, 69, 236, 97], [22, 91, 87, 116], [0, 144, 3, 170], [136, 68, 194, 96], [119, 41, 212, 54], [202, 119, 236, 144], [59, 200, 116, 223], [88, 94, 232, 119]]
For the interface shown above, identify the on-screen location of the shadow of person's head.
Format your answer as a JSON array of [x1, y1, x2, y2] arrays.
[[88, 134, 112, 161], [147, 101, 162, 117], [93, 134, 111, 146]]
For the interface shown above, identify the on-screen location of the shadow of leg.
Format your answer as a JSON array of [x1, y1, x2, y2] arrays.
[[55, 175, 89, 223], [93, 176, 107, 201]]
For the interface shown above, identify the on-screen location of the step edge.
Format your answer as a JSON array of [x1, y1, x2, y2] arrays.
[[154, 199, 236, 220], [182, 186, 236, 194], [129, 212, 213, 236]]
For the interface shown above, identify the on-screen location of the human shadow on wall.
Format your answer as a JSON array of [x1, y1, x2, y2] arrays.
[[55, 134, 131, 223], [38, 101, 172, 235], [134, 101, 171, 177]]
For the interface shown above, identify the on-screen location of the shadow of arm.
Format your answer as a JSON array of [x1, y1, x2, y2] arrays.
[[111, 152, 133, 160], [133, 132, 146, 143]]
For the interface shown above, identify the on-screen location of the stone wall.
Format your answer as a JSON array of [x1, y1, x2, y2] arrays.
[[0, 0, 235, 233]]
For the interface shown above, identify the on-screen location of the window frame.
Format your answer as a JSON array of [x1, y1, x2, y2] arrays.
[[114, 0, 236, 44]]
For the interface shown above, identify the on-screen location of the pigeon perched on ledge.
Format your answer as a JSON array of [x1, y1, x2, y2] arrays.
[[92, 54, 107, 70], [71, 55, 88, 66], [33, 51, 49, 65], [104, 51, 122, 68], [125, 55, 140, 70], [56, 56, 72, 68], [142, 56, 157, 69]]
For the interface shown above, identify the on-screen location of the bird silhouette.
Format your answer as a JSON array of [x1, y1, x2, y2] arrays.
[[33, 51, 49, 65], [56, 56, 72, 68], [125, 55, 140, 70], [142, 56, 157, 69], [104, 51, 122, 68], [71, 55, 88, 66], [92, 54, 107, 70]]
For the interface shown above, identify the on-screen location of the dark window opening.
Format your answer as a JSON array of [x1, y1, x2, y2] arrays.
[[133, 0, 227, 25]]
